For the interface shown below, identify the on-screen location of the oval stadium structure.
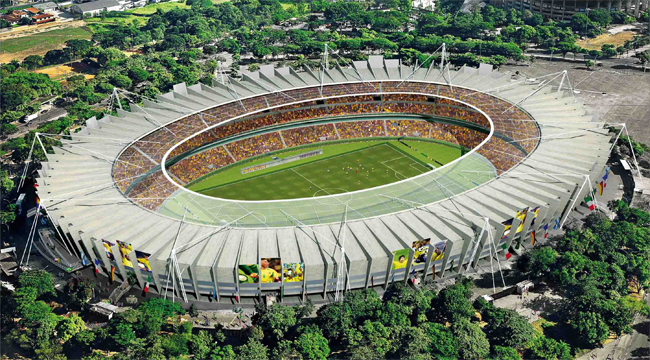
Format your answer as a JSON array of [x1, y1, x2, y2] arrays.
[[37, 57, 612, 302]]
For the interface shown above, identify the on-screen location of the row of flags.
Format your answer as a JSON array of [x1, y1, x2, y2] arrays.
[[79, 168, 615, 301], [585, 167, 610, 211]]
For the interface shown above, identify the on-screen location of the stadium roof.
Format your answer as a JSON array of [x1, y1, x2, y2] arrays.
[[36, 57, 610, 295]]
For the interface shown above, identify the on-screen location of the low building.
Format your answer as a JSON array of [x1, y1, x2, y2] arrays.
[[69, 0, 122, 16], [23, 7, 41, 16], [0, 15, 20, 24], [34, 2, 58, 12], [10, 10, 28, 18], [32, 13, 55, 24], [89, 302, 118, 320]]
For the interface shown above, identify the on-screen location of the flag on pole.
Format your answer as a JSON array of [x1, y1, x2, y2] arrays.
[[81, 253, 88, 266], [144, 276, 151, 294], [235, 286, 239, 302], [110, 265, 115, 282], [505, 252, 512, 260], [553, 217, 560, 230], [35, 195, 40, 204], [584, 195, 595, 211], [531, 231, 536, 246], [33, 183, 38, 188], [371, 276, 374, 287], [94, 259, 100, 274], [543, 223, 549, 238], [391, 272, 395, 283], [501, 243, 508, 251], [598, 181, 604, 196], [602, 169, 609, 187]]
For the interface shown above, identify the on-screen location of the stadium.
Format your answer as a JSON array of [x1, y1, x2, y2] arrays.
[[36, 56, 612, 303]]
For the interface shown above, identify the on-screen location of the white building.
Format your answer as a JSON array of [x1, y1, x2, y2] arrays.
[[69, 0, 122, 16]]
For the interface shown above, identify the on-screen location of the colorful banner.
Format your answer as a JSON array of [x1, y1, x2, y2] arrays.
[[116, 240, 133, 268], [432, 241, 447, 261], [102, 240, 115, 261], [238, 264, 259, 283], [282, 263, 304, 282], [260, 258, 281, 283], [412, 239, 430, 264], [515, 207, 529, 234], [529, 206, 540, 227], [501, 208, 529, 240], [392, 248, 410, 270], [135, 250, 152, 272]]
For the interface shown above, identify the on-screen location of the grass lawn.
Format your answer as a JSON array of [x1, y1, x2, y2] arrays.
[[85, 15, 146, 26], [128, 2, 191, 14], [190, 140, 461, 201], [0, 27, 93, 54]]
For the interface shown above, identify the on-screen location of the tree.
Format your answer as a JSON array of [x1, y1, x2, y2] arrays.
[[434, 279, 476, 322], [236, 338, 268, 360], [97, 48, 126, 67], [424, 322, 459, 358], [22, 55, 44, 70], [136, 298, 184, 338], [316, 289, 381, 340], [294, 325, 330, 360], [114, 323, 136, 348], [65, 39, 94, 59], [1, 204, 17, 230], [490, 346, 521, 360], [73, 329, 96, 350], [19, 269, 56, 298], [483, 307, 535, 349], [601, 44, 617, 58], [189, 331, 213, 359], [188, 304, 199, 317], [527, 336, 572, 360], [252, 304, 297, 343], [64, 278, 95, 310], [451, 319, 490, 360], [571, 311, 609, 346], [588, 9, 612, 27], [585, 59, 595, 70], [111, 74, 132, 89], [519, 247, 558, 278], [57, 313, 86, 343], [128, 67, 150, 83]]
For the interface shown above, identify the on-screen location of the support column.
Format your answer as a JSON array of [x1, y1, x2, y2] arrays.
[[635, 0, 640, 16], [627, 0, 632, 13]]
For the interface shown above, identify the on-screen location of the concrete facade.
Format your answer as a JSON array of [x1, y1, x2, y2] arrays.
[[36, 58, 611, 303]]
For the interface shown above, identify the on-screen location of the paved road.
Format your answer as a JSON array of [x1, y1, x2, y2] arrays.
[[6, 107, 68, 140]]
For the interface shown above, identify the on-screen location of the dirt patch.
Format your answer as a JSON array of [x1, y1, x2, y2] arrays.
[[34, 61, 96, 80], [122, 49, 145, 57], [0, 25, 92, 63], [0, 20, 86, 41], [577, 31, 635, 51]]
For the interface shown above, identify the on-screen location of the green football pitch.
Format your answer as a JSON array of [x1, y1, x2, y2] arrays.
[[188, 140, 463, 201]]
